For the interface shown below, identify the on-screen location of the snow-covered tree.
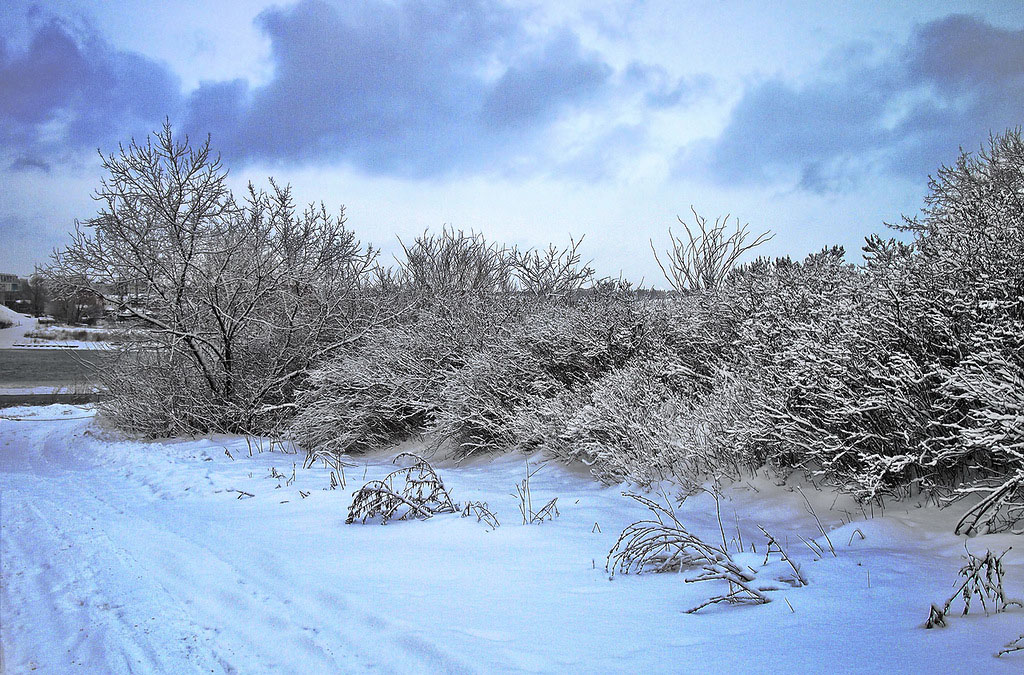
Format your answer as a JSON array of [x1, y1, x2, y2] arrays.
[[43, 123, 377, 434]]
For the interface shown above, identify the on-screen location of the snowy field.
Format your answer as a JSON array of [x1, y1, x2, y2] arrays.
[[1, 405, 1022, 673], [0, 307, 126, 351], [15, 325, 123, 351]]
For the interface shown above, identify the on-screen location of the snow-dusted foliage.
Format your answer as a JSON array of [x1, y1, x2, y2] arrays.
[[43, 123, 377, 435], [290, 229, 526, 454], [719, 247, 929, 494], [41, 122, 1024, 530], [290, 300, 501, 454], [697, 131, 1024, 526], [891, 133, 1024, 525], [431, 289, 665, 466], [544, 358, 690, 484]]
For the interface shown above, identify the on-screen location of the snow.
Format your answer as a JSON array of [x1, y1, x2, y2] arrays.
[[12, 324, 121, 350], [0, 310, 117, 350], [1, 405, 1022, 673], [0, 306, 36, 349], [0, 386, 102, 396]]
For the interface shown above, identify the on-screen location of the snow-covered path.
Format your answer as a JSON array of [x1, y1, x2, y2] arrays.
[[2, 405, 1022, 673]]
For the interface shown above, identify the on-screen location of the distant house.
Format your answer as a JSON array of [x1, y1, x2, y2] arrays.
[[0, 273, 23, 306]]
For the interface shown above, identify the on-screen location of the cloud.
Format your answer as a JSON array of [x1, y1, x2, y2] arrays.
[[0, 17, 181, 160], [184, 0, 622, 177], [481, 30, 611, 128], [0, 214, 62, 275], [700, 14, 1024, 191], [554, 123, 648, 181], [1, 0, 703, 178], [9, 156, 50, 172], [624, 62, 713, 109]]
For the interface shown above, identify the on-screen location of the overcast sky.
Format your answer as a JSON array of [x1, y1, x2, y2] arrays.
[[2, 0, 1023, 282]]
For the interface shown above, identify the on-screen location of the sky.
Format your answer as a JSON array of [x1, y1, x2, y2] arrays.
[[2, 0, 1023, 283]]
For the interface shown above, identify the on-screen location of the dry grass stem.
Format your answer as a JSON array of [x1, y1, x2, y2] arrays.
[[926, 546, 1022, 628], [346, 453, 457, 524]]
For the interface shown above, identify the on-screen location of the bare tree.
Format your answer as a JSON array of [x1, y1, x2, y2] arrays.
[[651, 207, 773, 292], [20, 275, 49, 317], [512, 236, 594, 299], [394, 227, 516, 298], [42, 122, 377, 434]]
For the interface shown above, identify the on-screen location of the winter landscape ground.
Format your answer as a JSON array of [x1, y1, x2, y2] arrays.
[[5, 3, 1024, 672], [1, 403, 1022, 673]]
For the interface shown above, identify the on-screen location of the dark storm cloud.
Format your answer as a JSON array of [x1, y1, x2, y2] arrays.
[[702, 14, 1024, 191], [1, 0, 694, 177], [185, 0, 616, 176], [0, 18, 182, 157], [481, 30, 611, 128]]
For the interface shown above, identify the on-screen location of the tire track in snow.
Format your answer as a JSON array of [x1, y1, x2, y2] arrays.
[[1, 485, 214, 672], [84, 483, 478, 674], [1, 417, 476, 674], [2, 474, 362, 673]]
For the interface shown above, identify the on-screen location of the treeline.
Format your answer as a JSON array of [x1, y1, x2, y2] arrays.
[[44, 125, 1024, 533]]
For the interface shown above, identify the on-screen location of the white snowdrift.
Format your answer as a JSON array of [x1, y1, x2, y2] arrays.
[[1, 405, 1021, 673], [0, 306, 36, 349]]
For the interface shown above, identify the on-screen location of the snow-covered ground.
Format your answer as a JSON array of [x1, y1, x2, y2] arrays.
[[0, 309, 118, 350], [0, 306, 36, 349], [1, 405, 1021, 673], [14, 324, 122, 350]]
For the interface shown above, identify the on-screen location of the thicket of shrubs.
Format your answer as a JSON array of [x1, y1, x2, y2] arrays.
[[47, 125, 1024, 532]]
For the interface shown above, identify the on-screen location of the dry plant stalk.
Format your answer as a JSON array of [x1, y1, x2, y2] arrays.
[[999, 634, 1024, 658], [304, 448, 356, 490], [757, 525, 807, 587], [926, 546, 1022, 628], [346, 453, 457, 524], [511, 458, 560, 524], [955, 470, 1024, 536], [797, 487, 836, 557], [462, 501, 500, 529], [533, 498, 559, 523], [607, 493, 769, 613]]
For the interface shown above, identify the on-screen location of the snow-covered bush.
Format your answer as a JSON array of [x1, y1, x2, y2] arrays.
[[802, 132, 1024, 511], [543, 358, 689, 485], [890, 132, 1024, 522], [291, 230, 526, 455], [428, 289, 657, 462], [691, 132, 1024, 521], [290, 302, 496, 454], [394, 227, 516, 298], [429, 344, 553, 458], [651, 207, 773, 292], [511, 237, 594, 299], [713, 247, 936, 498]]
